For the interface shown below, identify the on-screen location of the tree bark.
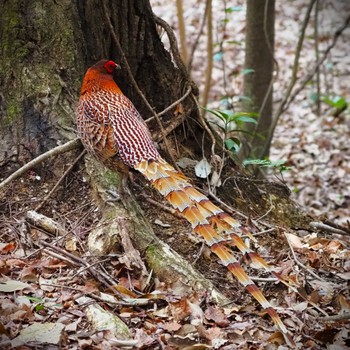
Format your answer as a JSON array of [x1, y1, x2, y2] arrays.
[[241, 0, 275, 160]]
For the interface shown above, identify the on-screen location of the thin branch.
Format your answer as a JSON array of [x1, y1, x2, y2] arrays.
[[275, 0, 316, 118], [35, 150, 86, 211], [201, 0, 213, 116], [319, 312, 350, 321], [40, 283, 151, 306], [187, 0, 209, 72], [145, 84, 192, 123], [176, 0, 188, 64], [194, 96, 216, 158], [0, 138, 81, 191], [282, 13, 350, 114], [314, 0, 321, 116], [153, 14, 190, 80], [284, 232, 324, 282], [40, 240, 120, 296], [139, 194, 182, 219], [310, 221, 350, 236]]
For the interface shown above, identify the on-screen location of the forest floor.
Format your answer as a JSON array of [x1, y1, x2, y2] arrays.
[[1, 0, 350, 349]]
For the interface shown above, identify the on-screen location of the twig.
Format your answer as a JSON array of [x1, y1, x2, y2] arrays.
[[153, 14, 190, 80], [102, 0, 181, 171], [39, 283, 151, 306], [139, 194, 182, 219], [0, 138, 81, 191], [284, 232, 324, 281], [194, 96, 216, 158], [310, 221, 350, 236], [145, 84, 192, 123], [319, 312, 350, 321], [40, 246, 79, 266], [26, 210, 66, 236], [176, 0, 188, 64], [35, 150, 86, 211], [201, 0, 213, 116], [187, 0, 209, 72], [284, 13, 350, 114], [71, 257, 111, 279], [39, 240, 121, 296], [314, 0, 321, 116]]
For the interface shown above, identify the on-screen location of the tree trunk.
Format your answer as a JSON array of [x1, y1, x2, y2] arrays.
[[241, 0, 275, 160], [0, 0, 199, 178]]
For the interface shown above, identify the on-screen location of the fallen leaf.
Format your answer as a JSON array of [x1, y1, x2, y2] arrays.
[[195, 158, 211, 178], [285, 233, 303, 249], [0, 279, 32, 292], [163, 321, 182, 332], [204, 306, 229, 327], [11, 322, 65, 346], [0, 242, 17, 253]]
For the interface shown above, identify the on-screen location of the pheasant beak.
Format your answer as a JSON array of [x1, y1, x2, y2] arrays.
[[115, 63, 121, 70]]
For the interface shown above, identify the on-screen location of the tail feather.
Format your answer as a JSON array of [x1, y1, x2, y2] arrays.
[[134, 158, 294, 345]]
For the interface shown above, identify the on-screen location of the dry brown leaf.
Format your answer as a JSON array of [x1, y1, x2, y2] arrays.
[[170, 298, 191, 322], [12, 322, 65, 347], [19, 266, 38, 282], [336, 294, 350, 313], [325, 240, 342, 254], [0, 242, 17, 253], [285, 233, 303, 249], [204, 306, 229, 327], [163, 321, 182, 332]]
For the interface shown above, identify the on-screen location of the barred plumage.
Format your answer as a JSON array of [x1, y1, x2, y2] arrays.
[[76, 59, 294, 346]]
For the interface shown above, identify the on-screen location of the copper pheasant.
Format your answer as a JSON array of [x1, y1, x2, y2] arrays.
[[76, 59, 294, 346]]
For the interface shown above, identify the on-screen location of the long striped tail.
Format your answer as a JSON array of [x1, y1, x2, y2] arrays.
[[134, 157, 294, 346]]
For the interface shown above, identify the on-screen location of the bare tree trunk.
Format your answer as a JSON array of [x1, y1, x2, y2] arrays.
[[240, 0, 275, 160]]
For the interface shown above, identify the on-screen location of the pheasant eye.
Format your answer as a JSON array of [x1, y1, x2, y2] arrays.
[[104, 61, 115, 74]]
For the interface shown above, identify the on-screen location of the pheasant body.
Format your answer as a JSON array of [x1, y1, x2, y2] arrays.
[[76, 59, 293, 346]]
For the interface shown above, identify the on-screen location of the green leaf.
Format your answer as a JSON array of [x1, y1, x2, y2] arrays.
[[208, 120, 225, 131], [243, 159, 270, 166], [213, 52, 224, 62], [225, 138, 241, 153], [226, 40, 241, 45], [331, 96, 347, 110], [202, 107, 230, 122], [235, 95, 253, 103], [243, 159, 290, 172], [27, 296, 44, 303], [309, 92, 320, 103], [225, 6, 243, 13], [229, 115, 258, 124], [240, 68, 255, 76], [321, 95, 348, 110], [35, 304, 45, 312]]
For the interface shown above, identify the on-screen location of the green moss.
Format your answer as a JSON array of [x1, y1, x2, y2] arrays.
[[2, 100, 22, 128]]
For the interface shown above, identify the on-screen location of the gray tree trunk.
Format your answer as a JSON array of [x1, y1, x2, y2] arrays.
[[241, 0, 275, 160]]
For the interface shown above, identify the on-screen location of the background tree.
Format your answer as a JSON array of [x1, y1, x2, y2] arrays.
[[240, 0, 275, 160]]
